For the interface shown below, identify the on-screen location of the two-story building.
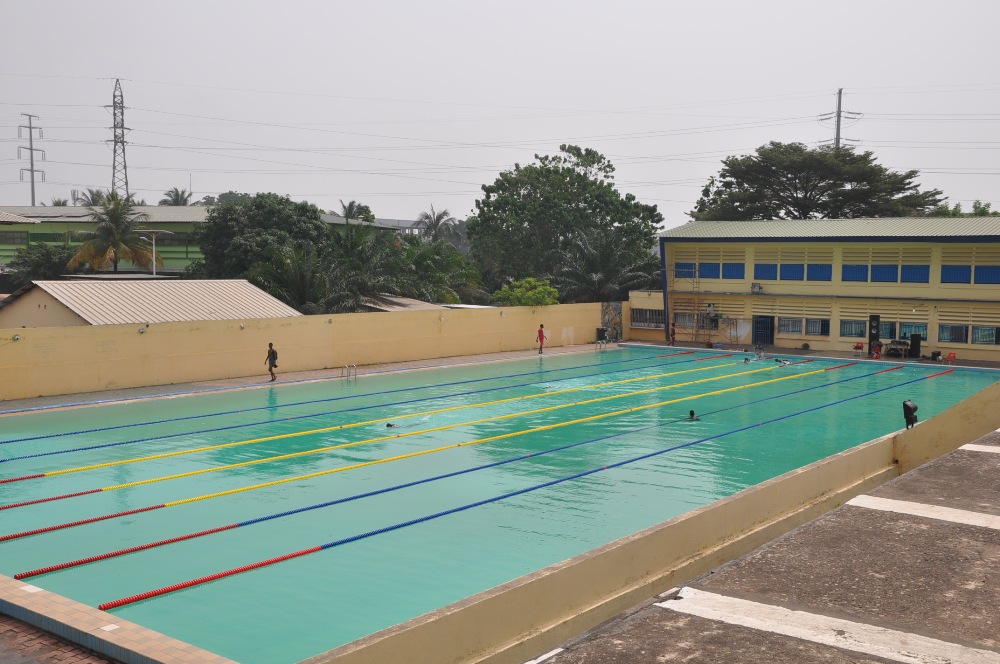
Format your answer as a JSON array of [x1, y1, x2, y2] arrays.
[[628, 217, 1000, 362]]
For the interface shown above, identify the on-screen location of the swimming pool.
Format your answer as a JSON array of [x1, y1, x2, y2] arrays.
[[1, 346, 997, 663]]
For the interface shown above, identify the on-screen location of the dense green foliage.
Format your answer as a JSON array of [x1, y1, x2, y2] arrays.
[[691, 142, 944, 220], [194, 193, 328, 278], [470, 145, 662, 292], [7, 242, 80, 289], [923, 200, 1000, 217], [554, 229, 659, 303], [159, 187, 192, 206], [491, 277, 559, 307], [67, 191, 153, 273]]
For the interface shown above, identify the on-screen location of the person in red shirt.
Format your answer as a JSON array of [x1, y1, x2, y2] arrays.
[[537, 324, 548, 354]]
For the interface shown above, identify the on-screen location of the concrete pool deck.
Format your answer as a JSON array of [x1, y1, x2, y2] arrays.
[[2, 343, 998, 663]]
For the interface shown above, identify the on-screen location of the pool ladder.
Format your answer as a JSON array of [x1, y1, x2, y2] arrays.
[[341, 364, 357, 380]]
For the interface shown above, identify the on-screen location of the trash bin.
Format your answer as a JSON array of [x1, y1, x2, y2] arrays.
[[596, 327, 608, 341]]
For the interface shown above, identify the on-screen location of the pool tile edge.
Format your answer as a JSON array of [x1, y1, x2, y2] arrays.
[[0, 574, 236, 664]]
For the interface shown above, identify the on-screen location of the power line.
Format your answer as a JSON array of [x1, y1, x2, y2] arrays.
[[17, 113, 44, 205]]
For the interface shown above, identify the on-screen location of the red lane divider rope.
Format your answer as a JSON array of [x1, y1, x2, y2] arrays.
[[0, 505, 164, 543], [98, 546, 322, 610], [697, 353, 734, 361], [925, 368, 955, 378], [873, 365, 904, 375], [824, 361, 858, 371], [0, 489, 101, 511]]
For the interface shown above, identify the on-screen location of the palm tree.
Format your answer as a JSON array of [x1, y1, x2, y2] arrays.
[[326, 222, 408, 312], [339, 199, 374, 223], [554, 230, 659, 303], [159, 187, 192, 206], [247, 245, 330, 314], [415, 205, 457, 244], [67, 191, 153, 273], [48, 198, 70, 206], [73, 188, 107, 207]]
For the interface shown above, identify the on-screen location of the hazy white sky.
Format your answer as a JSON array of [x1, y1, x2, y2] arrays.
[[2, 0, 998, 229]]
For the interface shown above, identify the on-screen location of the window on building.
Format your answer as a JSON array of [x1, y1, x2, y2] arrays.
[[900, 265, 930, 283], [972, 326, 1000, 345], [0, 231, 29, 244], [870, 265, 899, 283], [940, 265, 972, 284], [899, 322, 928, 341], [698, 262, 721, 279], [938, 324, 969, 343], [806, 264, 832, 281], [674, 262, 696, 278], [841, 264, 869, 282], [630, 308, 665, 329], [974, 266, 1000, 284], [721, 262, 745, 279], [778, 317, 803, 334], [674, 312, 695, 328], [753, 263, 778, 280], [779, 263, 804, 281], [805, 318, 831, 336], [840, 319, 867, 337], [879, 321, 897, 340]]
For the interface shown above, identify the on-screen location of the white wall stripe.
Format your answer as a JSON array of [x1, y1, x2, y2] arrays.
[[848, 495, 1000, 531], [658, 587, 1000, 664], [961, 443, 1000, 455]]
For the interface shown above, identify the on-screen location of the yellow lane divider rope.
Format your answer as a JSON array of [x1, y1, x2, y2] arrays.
[[166, 366, 826, 506], [38, 359, 743, 479], [66, 364, 790, 492]]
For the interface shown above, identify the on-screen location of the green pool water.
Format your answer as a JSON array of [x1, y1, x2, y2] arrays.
[[1, 346, 996, 663]]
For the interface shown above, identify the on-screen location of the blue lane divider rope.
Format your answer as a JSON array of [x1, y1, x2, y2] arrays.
[[0, 350, 690, 446]]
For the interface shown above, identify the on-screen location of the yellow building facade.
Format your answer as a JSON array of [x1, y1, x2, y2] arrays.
[[629, 217, 1000, 362]]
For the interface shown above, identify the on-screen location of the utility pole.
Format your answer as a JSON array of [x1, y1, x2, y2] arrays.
[[834, 88, 843, 150], [109, 79, 130, 198], [18, 113, 45, 205]]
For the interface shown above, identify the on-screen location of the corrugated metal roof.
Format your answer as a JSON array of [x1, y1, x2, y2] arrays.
[[0, 211, 40, 224], [0, 206, 208, 224], [365, 295, 449, 312], [659, 217, 1000, 241], [1, 280, 301, 324]]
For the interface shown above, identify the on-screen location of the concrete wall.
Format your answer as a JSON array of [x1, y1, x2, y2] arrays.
[[0, 288, 89, 328], [306, 379, 1000, 664], [0, 303, 602, 401]]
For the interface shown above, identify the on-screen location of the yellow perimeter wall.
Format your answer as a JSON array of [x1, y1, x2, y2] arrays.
[[0, 303, 611, 401]]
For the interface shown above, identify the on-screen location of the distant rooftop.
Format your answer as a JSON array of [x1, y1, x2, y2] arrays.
[[660, 217, 1000, 242], [0, 279, 301, 324], [0, 210, 40, 225]]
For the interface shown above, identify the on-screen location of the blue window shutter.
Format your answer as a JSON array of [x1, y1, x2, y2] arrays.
[[941, 265, 972, 284], [806, 264, 832, 281], [754, 263, 778, 280], [699, 262, 721, 279], [675, 262, 695, 278], [974, 265, 1000, 284], [780, 263, 804, 280], [722, 263, 745, 279], [900, 265, 929, 283], [871, 264, 898, 282], [841, 264, 869, 282]]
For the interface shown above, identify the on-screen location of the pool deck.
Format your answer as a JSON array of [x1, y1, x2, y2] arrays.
[[2, 343, 999, 664]]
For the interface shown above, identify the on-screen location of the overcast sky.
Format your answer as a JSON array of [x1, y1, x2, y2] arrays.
[[2, 0, 998, 229]]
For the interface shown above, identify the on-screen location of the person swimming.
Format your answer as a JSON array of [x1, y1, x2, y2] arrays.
[[386, 422, 400, 428], [688, 410, 700, 421]]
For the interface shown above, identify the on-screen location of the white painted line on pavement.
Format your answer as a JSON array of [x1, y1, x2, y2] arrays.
[[848, 494, 1000, 531], [523, 648, 563, 664], [961, 444, 1000, 455], [658, 587, 1000, 664]]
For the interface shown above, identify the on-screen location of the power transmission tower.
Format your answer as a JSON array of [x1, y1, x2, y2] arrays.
[[109, 78, 130, 197], [18, 113, 45, 205], [818, 88, 862, 150]]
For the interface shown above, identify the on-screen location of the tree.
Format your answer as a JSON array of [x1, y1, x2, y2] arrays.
[[339, 199, 375, 223], [923, 199, 1000, 217], [554, 229, 659, 303], [415, 205, 457, 243], [399, 235, 483, 304], [8, 242, 80, 289], [73, 188, 107, 207], [67, 191, 153, 273], [324, 221, 408, 312], [690, 142, 945, 220], [159, 187, 192, 206], [491, 277, 559, 307], [194, 191, 251, 207], [195, 193, 328, 278], [46, 198, 69, 206], [246, 245, 331, 314], [470, 144, 661, 291]]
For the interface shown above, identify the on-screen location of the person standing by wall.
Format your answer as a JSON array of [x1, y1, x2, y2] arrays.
[[669, 323, 677, 346], [537, 324, 548, 354], [265, 342, 278, 382]]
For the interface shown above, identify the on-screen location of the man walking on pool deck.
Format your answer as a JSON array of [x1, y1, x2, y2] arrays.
[[537, 324, 548, 354], [265, 342, 278, 381]]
